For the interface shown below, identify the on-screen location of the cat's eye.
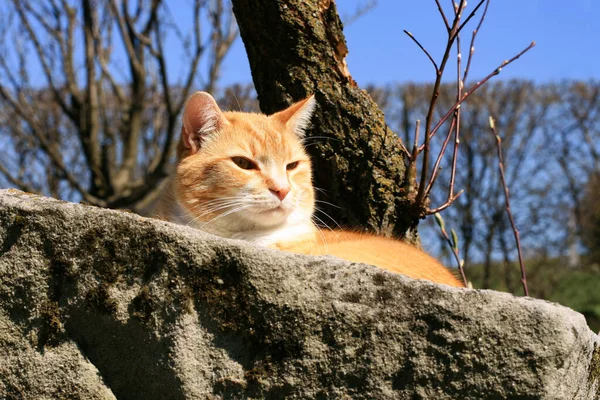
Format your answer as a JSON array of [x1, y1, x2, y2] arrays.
[[286, 161, 299, 170], [231, 156, 258, 170]]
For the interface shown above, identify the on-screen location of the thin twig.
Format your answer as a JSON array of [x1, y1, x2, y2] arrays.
[[424, 117, 456, 197], [0, 163, 36, 193], [404, 0, 494, 218], [448, 32, 462, 201], [435, 0, 450, 31], [411, 120, 421, 162], [414, 0, 466, 211], [406, 120, 421, 197], [455, 0, 486, 38], [434, 213, 468, 286], [462, 0, 490, 84], [427, 190, 464, 214], [424, 0, 487, 212], [424, 26, 464, 201], [397, 136, 412, 160], [403, 30, 438, 71], [422, 41, 536, 147], [489, 116, 529, 296]]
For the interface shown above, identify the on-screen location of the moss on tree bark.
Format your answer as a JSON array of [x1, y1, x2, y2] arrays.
[[232, 0, 418, 238]]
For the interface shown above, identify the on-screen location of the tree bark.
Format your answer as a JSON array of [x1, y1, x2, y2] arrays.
[[232, 0, 415, 238]]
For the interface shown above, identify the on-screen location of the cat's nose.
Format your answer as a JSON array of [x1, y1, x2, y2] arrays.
[[270, 186, 290, 201]]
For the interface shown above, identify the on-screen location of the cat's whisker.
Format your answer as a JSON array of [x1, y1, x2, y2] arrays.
[[197, 196, 248, 206], [185, 199, 247, 225], [194, 204, 243, 221], [233, 208, 254, 227], [314, 199, 342, 209], [313, 221, 328, 254], [193, 196, 276, 225], [200, 205, 253, 230], [313, 186, 330, 195], [312, 213, 333, 232], [231, 91, 242, 111], [195, 195, 267, 210], [194, 198, 246, 210], [190, 201, 251, 224], [197, 199, 245, 209], [314, 207, 342, 231], [207, 204, 251, 219], [313, 211, 342, 247]]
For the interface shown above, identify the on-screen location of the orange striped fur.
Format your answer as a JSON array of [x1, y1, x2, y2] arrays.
[[154, 91, 464, 288]]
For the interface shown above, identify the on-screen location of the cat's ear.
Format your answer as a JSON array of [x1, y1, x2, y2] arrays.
[[272, 95, 316, 137], [181, 91, 227, 153]]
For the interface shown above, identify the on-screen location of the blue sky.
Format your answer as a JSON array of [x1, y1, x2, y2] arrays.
[[5, 1, 598, 90], [215, 0, 600, 88]]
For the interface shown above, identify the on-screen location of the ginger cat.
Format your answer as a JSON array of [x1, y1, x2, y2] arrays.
[[154, 91, 464, 288]]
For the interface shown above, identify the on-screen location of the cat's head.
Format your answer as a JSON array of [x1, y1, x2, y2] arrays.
[[175, 91, 316, 233]]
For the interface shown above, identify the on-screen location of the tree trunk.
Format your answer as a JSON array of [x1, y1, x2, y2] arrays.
[[231, 0, 416, 238]]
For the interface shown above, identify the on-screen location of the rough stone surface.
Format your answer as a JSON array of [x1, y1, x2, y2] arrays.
[[0, 189, 598, 399]]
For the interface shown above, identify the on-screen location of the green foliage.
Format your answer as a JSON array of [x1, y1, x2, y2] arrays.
[[466, 259, 600, 333], [549, 268, 600, 333]]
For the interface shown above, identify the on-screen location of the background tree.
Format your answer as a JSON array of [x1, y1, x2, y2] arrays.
[[376, 81, 558, 287], [0, 0, 237, 212], [580, 173, 600, 264], [545, 81, 600, 265]]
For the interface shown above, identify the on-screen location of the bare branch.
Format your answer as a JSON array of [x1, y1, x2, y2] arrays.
[[405, 120, 421, 198], [148, 0, 207, 181], [414, 1, 466, 210], [0, 1, 237, 211], [205, 0, 238, 94], [109, 0, 144, 74], [424, 117, 457, 197], [11, 1, 75, 119], [172, 0, 205, 112], [434, 0, 450, 31], [0, 162, 36, 193], [434, 213, 468, 285], [82, 0, 104, 188], [425, 41, 536, 145], [455, 0, 486, 39], [427, 189, 464, 214], [462, 0, 490, 84], [403, 30, 438, 72], [489, 116, 529, 296], [0, 87, 98, 203]]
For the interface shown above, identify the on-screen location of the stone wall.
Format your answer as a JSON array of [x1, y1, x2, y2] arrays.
[[0, 190, 598, 399]]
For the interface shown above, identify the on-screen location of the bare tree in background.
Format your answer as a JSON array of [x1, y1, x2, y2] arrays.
[[580, 173, 600, 264], [442, 81, 555, 288], [218, 83, 259, 113], [548, 80, 600, 265], [378, 81, 560, 287], [0, 0, 237, 212]]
